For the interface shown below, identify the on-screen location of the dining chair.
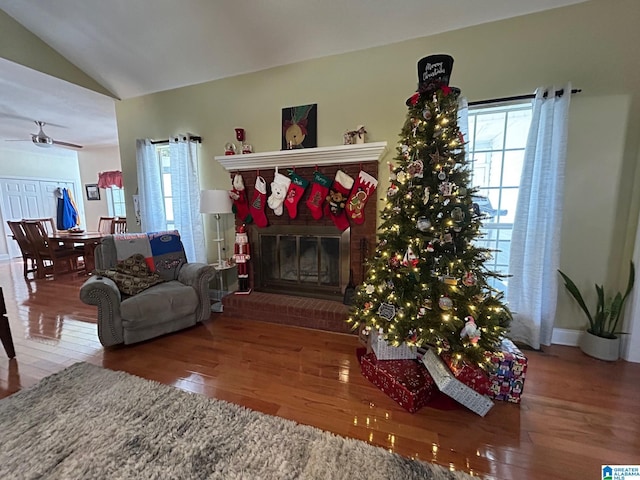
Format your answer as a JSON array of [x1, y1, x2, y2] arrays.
[[25, 217, 57, 235], [112, 218, 127, 234], [22, 220, 84, 278], [6, 220, 39, 279], [97, 216, 116, 234]]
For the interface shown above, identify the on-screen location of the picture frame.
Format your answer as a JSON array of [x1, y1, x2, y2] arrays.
[[281, 103, 317, 150], [85, 184, 100, 201]]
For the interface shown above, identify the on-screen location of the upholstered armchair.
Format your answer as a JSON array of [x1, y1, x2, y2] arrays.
[[80, 231, 215, 347]]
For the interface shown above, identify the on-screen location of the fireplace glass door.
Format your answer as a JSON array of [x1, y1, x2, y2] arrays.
[[254, 226, 349, 300]]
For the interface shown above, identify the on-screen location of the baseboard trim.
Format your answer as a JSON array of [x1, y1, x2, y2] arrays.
[[551, 328, 581, 346]]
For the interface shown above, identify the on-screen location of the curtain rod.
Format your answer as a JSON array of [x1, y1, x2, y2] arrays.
[[468, 88, 581, 107], [150, 135, 202, 145]]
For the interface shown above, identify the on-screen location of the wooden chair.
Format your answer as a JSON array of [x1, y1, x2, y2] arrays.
[[112, 218, 127, 234], [22, 221, 84, 279], [6, 220, 39, 279], [26, 217, 57, 235], [97, 216, 116, 234]]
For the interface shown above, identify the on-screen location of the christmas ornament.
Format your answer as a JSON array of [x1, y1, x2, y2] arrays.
[[325, 170, 354, 231], [407, 159, 424, 179], [346, 170, 378, 225], [462, 271, 477, 287], [285, 171, 309, 219], [439, 181, 454, 196], [388, 162, 397, 180], [267, 172, 291, 216], [396, 170, 409, 183], [402, 246, 419, 267], [401, 145, 410, 160], [365, 284, 375, 294], [387, 184, 398, 197], [426, 242, 435, 252], [417, 216, 431, 232], [460, 316, 481, 344], [249, 176, 268, 228], [377, 303, 397, 321], [228, 173, 252, 223], [423, 186, 430, 205], [438, 295, 453, 310], [429, 149, 446, 165], [305, 170, 332, 220], [437, 170, 447, 181], [423, 108, 432, 120], [451, 206, 465, 222]]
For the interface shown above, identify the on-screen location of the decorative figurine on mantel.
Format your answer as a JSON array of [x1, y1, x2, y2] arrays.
[[343, 125, 367, 145], [233, 224, 251, 295], [235, 127, 253, 154]]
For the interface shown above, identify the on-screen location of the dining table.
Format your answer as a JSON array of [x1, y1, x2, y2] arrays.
[[48, 231, 107, 274]]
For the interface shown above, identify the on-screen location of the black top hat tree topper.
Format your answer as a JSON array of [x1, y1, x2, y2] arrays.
[[406, 54, 455, 106]]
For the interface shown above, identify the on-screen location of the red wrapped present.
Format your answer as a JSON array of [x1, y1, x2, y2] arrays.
[[441, 353, 491, 396], [360, 352, 436, 413], [487, 338, 527, 404]]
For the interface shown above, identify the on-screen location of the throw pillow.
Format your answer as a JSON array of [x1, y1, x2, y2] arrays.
[[95, 253, 164, 296]]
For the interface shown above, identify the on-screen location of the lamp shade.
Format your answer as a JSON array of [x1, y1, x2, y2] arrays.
[[199, 190, 233, 214]]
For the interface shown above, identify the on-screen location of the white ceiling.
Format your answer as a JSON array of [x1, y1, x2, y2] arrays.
[[0, 0, 587, 150]]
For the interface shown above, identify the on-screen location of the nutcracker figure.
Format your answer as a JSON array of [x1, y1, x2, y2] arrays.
[[234, 224, 251, 294]]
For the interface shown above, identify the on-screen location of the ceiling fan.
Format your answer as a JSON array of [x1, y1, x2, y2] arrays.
[[6, 121, 83, 149]]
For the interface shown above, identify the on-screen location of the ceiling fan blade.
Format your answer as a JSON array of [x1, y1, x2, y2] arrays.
[[52, 139, 83, 149]]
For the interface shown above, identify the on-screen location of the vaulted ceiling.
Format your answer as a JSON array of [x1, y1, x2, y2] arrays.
[[0, 0, 588, 150]]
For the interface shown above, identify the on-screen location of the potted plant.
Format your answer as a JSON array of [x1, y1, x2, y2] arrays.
[[558, 261, 635, 361]]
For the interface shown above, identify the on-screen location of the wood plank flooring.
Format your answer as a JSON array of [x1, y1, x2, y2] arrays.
[[1, 258, 639, 479]]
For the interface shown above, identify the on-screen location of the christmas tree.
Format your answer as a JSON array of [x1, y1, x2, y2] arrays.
[[348, 54, 511, 367]]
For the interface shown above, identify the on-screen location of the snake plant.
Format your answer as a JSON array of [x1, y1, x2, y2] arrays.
[[558, 261, 635, 339]]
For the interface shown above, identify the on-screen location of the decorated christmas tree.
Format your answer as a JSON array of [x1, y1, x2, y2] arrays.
[[348, 54, 512, 367]]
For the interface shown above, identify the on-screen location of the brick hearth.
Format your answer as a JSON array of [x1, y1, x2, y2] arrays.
[[222, 291, 354, 334]]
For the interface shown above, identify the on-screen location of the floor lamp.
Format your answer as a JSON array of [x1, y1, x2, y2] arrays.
[[199, 190, 233, 311]]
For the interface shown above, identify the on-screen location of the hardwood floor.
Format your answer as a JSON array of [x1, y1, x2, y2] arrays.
[[1, 258, 639, 479]]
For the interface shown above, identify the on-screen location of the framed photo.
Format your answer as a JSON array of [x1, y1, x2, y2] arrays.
[[85, 184, 100, 201], [282, 103, 317, 150]]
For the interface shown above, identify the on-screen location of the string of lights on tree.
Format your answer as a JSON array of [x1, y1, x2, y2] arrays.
[[348, 55, 512, 367]]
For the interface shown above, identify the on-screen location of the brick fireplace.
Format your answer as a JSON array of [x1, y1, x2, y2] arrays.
[[218, 142, 387, 333]]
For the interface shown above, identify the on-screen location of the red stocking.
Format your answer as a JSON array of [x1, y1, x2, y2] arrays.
[[285, 172, 309, 219], [229, 174, 252, 224], [346, 170, 378, 225], [249, 176, 268, 228], [324, 170, 354, 231], [305, 171, 332, 220]]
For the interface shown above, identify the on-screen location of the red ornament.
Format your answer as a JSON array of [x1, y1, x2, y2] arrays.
[[441, 85, 451, 96], [409, 93, 420, 105]]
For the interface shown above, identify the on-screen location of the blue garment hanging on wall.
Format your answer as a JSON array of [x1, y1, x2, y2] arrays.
[[57, 188, 78, 230]]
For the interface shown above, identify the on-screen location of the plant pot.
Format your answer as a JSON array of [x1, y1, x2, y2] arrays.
[[579, 330, 620, 361]]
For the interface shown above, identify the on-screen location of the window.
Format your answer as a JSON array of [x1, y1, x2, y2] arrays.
[[106, 187, 126, 217], [467, 102, 532, 293], [157, 144, 175, 231]]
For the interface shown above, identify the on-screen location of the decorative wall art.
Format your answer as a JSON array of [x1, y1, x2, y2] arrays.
[[282, 104, 317, 150], [85, 184, 100, 201]]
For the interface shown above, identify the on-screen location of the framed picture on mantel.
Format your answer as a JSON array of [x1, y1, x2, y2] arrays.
[[282, 104, 317, 150]]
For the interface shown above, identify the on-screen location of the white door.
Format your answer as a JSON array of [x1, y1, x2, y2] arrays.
[[1, 178, 43, 258], [0, 177, 78, 259]]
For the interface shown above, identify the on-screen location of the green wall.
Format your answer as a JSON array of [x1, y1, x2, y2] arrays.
[[115, 0, 640, 333]]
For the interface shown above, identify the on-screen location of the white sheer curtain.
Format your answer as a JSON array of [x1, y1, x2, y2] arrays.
[[136, 139, 166, 232], [507, 83, 572, 349], [169, 135, 206, 263]]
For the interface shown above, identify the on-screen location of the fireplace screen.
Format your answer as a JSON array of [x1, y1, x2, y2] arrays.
[[253, 226, 350, 300]]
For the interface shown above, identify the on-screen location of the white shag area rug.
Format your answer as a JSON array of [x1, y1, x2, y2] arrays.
[[0, 362, 474, 479]]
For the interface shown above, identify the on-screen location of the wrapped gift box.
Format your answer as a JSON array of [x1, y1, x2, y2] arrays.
[[369, 329, 417, 360], [421, 349, 494, 417], [360, 352, 436, 413], [441, 353, 491, 396], [487, 338, 528, 404]]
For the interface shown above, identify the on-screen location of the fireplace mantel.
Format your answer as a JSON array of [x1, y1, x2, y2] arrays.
[[215, 141, 388, 171]]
